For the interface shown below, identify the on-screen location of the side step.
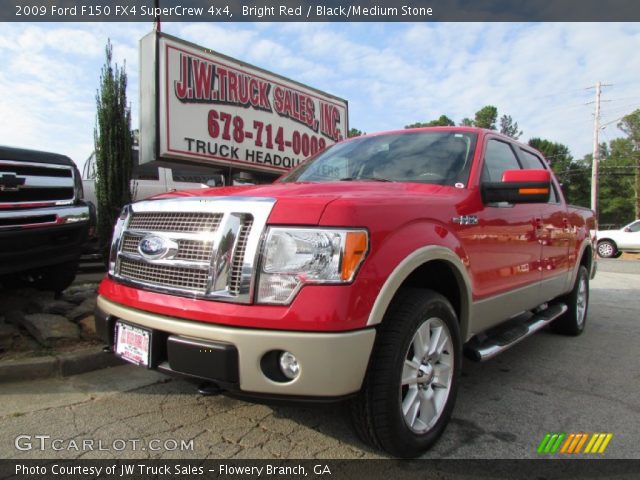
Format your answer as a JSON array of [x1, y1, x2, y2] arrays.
[[465, 302, 568, 362]]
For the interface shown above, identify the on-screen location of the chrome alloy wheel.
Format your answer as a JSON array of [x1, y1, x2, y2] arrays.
[[598, 242, 615, 257], [576, 274, 588, 328], [401, 317, 454, 433]]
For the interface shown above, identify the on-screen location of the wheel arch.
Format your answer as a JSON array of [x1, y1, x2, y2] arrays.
[[366, 246, 472, 341]]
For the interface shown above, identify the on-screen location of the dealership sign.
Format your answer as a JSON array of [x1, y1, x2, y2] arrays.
[[139, 32, 348, 174]]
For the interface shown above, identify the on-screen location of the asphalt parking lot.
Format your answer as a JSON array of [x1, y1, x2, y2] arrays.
[[1, 259, 639, 459]]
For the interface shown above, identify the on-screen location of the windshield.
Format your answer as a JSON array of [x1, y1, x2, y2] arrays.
[[280, 131, 478, 186]]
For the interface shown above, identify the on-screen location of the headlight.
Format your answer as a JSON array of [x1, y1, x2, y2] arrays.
[[257, 227, 368, 304], [108, 205, 131, 276]]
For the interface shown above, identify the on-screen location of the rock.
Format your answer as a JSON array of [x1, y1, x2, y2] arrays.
[[62, 283, 99, 296], [67, 297, 97, 322], [20, 314, 80, 346], [27, 290, 57, 313], [79, 315, 98, 340], [62, 290, 96, 305], [0, 323, 19, 350], [0, 292, 31, 314], [4, 310, 26, 326], [42, 300, 77, 316]]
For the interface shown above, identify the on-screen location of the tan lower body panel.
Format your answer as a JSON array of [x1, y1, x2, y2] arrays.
[[98, 296, 376, 397]]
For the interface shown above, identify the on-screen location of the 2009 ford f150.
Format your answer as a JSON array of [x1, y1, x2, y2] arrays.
[[95, 127, 596, 457]]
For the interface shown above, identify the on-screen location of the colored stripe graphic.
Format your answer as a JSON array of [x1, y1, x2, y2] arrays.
[[539, 433, 613, 454], [537, 433, 565, 454], [584, 433, 614, 454]]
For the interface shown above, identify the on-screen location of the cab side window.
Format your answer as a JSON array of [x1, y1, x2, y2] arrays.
[[628, 221, 640, 233], [481, 140, 521, 182], [519, 148, 559, 203]]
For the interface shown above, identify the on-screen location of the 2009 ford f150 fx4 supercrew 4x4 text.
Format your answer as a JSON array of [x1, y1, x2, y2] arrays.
[[95, 127, 596, 457]]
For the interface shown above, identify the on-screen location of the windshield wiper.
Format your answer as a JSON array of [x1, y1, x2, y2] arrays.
[[339, 176, 394, 182]]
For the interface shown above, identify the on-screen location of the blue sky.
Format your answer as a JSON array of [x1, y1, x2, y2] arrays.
[[1, 22, 639, 173]]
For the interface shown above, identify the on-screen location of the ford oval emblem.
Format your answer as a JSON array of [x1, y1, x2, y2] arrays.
[[138, 235, 169, 259]]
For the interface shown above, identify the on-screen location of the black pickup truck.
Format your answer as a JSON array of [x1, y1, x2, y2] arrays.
[[0, 146, 91, 292]]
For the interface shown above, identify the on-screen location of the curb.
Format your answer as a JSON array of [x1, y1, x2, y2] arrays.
[[0, 347, 125, 383]]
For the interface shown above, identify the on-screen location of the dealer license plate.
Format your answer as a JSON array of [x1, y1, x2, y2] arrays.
[[115, 322, 150, 367]]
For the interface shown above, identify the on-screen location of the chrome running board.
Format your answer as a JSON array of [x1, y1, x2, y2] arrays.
[[465, 302, 568, 362]]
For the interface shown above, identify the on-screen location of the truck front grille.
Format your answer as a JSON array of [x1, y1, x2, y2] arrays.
[[112, 198, 275, 303], [0, 160, 75, 207]]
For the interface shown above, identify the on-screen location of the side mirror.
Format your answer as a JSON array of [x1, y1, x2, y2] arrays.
[[482, 169, 551, 204]]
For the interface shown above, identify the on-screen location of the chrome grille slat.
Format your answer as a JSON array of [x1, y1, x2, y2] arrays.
[[128, 212, 222, 233], [229, 217, 253, 295]]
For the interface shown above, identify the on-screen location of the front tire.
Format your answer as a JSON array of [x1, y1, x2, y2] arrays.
[[597, 240, 618, 258], [552, 265, 589, 336], [350, 289, 461, 457]]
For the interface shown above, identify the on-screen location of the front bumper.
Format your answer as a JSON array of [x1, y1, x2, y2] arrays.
[[0, 206, 89, 276], [96, 296, 376, 398]]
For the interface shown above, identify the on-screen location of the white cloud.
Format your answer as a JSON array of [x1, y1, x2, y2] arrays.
[[0, 21, 638, 172]]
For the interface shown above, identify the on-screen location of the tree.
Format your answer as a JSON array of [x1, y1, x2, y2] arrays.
[[459, 118, 474, 127], [499, 114, 523, 139], [598, 137, 636, 226], [617, 109, 640, 219], [405, 115, 455, 129], [348, 128, 364, 138], [473, 105, 498, 130], [528, 138, 589, 207], [95, 40, 133, 258]]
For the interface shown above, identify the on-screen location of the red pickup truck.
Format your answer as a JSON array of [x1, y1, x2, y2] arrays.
[[96, 127, 596, 457]]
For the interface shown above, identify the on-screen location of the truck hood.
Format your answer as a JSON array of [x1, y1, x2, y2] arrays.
[[152, 181, 464, 225]]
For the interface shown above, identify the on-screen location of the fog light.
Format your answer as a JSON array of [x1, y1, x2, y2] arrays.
[[279, 351, 300, 380]]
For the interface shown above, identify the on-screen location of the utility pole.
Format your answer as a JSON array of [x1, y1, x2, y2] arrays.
[[154, 0, 161, 31], [587, 81, 611, 220]]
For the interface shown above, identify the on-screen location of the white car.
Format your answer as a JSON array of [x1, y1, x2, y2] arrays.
[[596, 220, 640, 258]]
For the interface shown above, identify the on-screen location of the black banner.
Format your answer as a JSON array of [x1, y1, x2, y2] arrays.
[[1, 460, 640, 480], [4, 0, 640, 22]]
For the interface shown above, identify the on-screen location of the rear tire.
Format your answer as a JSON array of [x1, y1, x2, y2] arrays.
[[552, 265, 589, 336], [350, 289, 461, 457]]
